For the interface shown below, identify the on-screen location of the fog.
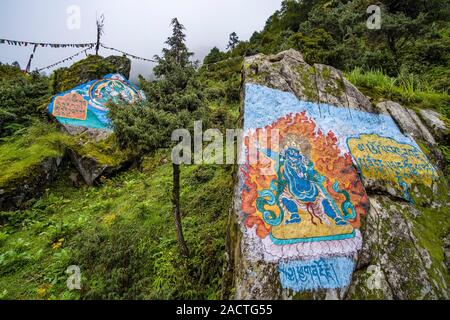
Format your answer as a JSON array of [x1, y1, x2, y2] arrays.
[[0, 0, 281, 81]]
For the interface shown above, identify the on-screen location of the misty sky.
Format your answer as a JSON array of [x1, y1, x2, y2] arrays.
[[0, 0, 281, 81]]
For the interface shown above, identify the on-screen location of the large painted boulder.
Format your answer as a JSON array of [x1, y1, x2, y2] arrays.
[[48, 73, 145, 131], [47, 74, 144, 185], [224, 49, 449, 300]]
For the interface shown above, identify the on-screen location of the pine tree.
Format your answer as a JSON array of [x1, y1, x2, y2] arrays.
[[154, 17, 193, 258], [154, 18, 194, 76], [110, 17, 206, 258], [165, 18, 193, 67], [203, 47, 226, 65]]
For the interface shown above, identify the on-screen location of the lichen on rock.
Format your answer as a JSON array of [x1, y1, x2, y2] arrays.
[[66, 129, 138, 186], [0, 123, 68, 211]]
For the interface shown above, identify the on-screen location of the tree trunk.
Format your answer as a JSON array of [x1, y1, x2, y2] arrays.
[[172, 163, 189, 257]]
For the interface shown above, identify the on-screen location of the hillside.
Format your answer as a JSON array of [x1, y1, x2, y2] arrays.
[[0, 0, 449, 300]]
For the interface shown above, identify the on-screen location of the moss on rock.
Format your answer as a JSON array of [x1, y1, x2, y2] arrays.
[[70, 132, 136, 168], [0, 122, 71, 189], [51, 55, 131, 94]]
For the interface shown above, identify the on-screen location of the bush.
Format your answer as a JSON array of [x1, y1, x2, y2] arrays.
[[203, 47, 227, 65], [0, 66, 50, 137], [70, 225, 153, 300]]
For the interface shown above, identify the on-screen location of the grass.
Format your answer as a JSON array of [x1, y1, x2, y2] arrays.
[[346, 68, 450, 118], [0, 121, 72, 188], [0, 149, 234, 300]]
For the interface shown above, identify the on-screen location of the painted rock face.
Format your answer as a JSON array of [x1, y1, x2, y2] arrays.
[[239, 83, 438, 293], [89, 77, 143, 112], [48, 74, 145, 130]]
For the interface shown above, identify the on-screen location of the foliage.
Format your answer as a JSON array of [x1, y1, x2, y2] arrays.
[[222, 0, 450, 93], [0, 238, 43, 276], [0, 65, 51, 137], [203, 47, 228, 65], [110, 18, 207, 151], [109, 103, 179, 152], [0, 154, 233, 299], [198, 55, 243, 131]]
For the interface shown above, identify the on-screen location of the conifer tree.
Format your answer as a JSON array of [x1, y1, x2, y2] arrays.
[[110, 17, 205, 258], [153, 17, 193, 258]]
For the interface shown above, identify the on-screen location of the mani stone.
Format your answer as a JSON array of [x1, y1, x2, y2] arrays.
[[225, 49, 449, 301]]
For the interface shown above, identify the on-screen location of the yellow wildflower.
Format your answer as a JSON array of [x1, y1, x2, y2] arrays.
[[37, 284, 52, 297], [103, 213, 117, 225], [51, 238, 65, 250], [37, 287, 47, 296]]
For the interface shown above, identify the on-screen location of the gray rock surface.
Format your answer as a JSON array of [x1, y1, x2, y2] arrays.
[[377, 101, 436, 145], [105, 55, 132, 80], [419, 109, 447, 141], [58, 125, 115, 186], [243, 49, 374, 113], [68, 149, 109, 186], [348, 196, 448, 299], [60, 124, 112, 141]]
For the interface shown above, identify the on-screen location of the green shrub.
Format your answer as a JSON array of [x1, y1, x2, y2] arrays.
[[70, 225, 153, 300], [0, 66, 50, 137], [0, 238, 43, 276]]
